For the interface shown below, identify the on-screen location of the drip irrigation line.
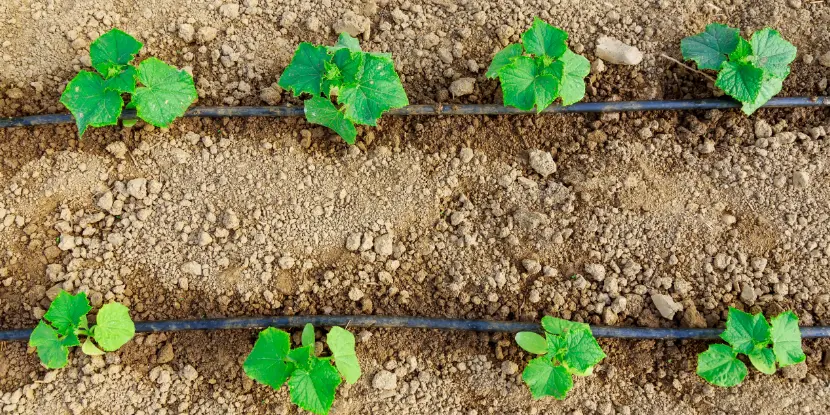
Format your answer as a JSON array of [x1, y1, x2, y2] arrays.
[[1, 97, 829, 129], [2, 315, 830, 342]]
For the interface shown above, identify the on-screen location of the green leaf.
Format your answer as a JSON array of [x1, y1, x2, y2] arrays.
[[680, 23, 740, 70], [60, 71, 124, 137], [302, 323, 316, 348], [103, 66, 138, 94], [715, 61, 764, 103], [243, 328, 293, 389], [770, 311, 806, 368], [133, 57, 197, 127], [558, 49, 590, 106], [331, 49, 365, 85], [729, 38, 753, 62], [90, 302, 135, 351], [61, 331, 80, 348], [305, 96, 357, 144], [696, 344, 747, 387], [338, 53, 408, 126], [546, 333, 567, 360], [560, 327, 606, 375], [541, 316, 589, 336], [81, 338, 106, 356], [288, 346, 315, 371], [288, 358, 342, 415], [485, 43, 524, 79], [719, 307, 771, 354], [90, 28, 143, 78], [279, 42, 330, 97], [328, 33, 362, 53], [498, 56, 562, 112], [741, 75, 782, 115], [749, 28, 796, 78], [44, 290, 91, 336], [521, 17, 568, 59], [748, 347, 776, 375], [29, 321, 69, 369], [515, 332, 548, 355], [327, 326, 361, 384], [522, 357, 573, 400]]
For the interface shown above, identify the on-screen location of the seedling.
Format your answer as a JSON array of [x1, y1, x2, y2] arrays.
[[697, 307, 805, 387], [514, 316, 605, 400], [243, 324, 361, 415], [486, 17, 590, 112], [278, 33, 408, 145], [29, 290, 136, 369], [60, 28, 198, 137], [681, 23, 796, 114]]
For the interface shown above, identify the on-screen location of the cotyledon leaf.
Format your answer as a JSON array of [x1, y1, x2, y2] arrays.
[[515, 331, 548, 355], [327, 326, 362, 384], [90, 302, 135, 352]]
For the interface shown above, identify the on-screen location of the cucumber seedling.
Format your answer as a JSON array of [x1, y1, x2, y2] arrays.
[[697, 307, 805, 387], [514, 316, 606, 400], [243, 324, 361, 415], [681, 23, 796, 114], [29, 290, 136, 369], [278, 33, 408, 145], [486, 17, 591, 112], [61, 28, 198, 137]]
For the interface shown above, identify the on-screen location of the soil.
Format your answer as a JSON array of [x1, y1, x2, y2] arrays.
[[3, 0, 830, 414]]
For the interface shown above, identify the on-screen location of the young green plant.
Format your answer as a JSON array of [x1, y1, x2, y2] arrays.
[[243, 324, 361, 415], [60, 28, 198, 137], [514, 316, 606, 400], [697, 307, 805, 387], [278, 33, 408, 145], [486, 17, 591, 112], [29, 290, 136, 369], [680, 23, 796, 114]]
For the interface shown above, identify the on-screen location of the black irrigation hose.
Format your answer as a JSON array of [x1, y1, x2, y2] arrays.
[[1, 97, 829, 129], [2, 315, 830, 342]]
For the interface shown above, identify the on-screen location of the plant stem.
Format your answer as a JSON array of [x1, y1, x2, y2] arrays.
[[659, 53, 717, 83]]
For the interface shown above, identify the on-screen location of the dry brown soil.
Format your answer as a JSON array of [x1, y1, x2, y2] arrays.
[[2, 0, 830, 414]]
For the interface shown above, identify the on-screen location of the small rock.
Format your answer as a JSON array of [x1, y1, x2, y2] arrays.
[[178, 23, 195, 43], [793, 171, 810, 188], [222, 209, 240, 229], [449, 77, 476, 97], [181, 261, 202, 276], [459, 147, 474, 163], [333, 11, 371, 37], [584, 263, 606, 281], [97, 192, 114, 212], [348, 287, 364, 301], [698, 140, 715, 154], [522, 259, 542, 275], [740, 282, 757, 304], [681, 302, 707, 328], [513, 209, 549, 231], [528, 150, 557, 177], [194, 231, 213, 247], [181, 365, 199, 381], [754, 119, 773, 139], [787, 0, 802, 8], [219, 3, 240, 19], [595, 36, 643, 65], [782, 362, 808, 380], [157, 342, 174, 364], [260, 83, 282, 105], [591, 58, 606, 74], [197, 27, 218, 43], [278, 256, 295, 270], [373, 234, 394, 256], [651, 293, 683, 320], [501, 361, 519, 375], [345, 233, 362, 251], [372, 370, 398, 390], [126, 178, 148, 200], [818, 51, 830, 68], [57, 234, 76, 251], [106, 141, 128, 159]]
